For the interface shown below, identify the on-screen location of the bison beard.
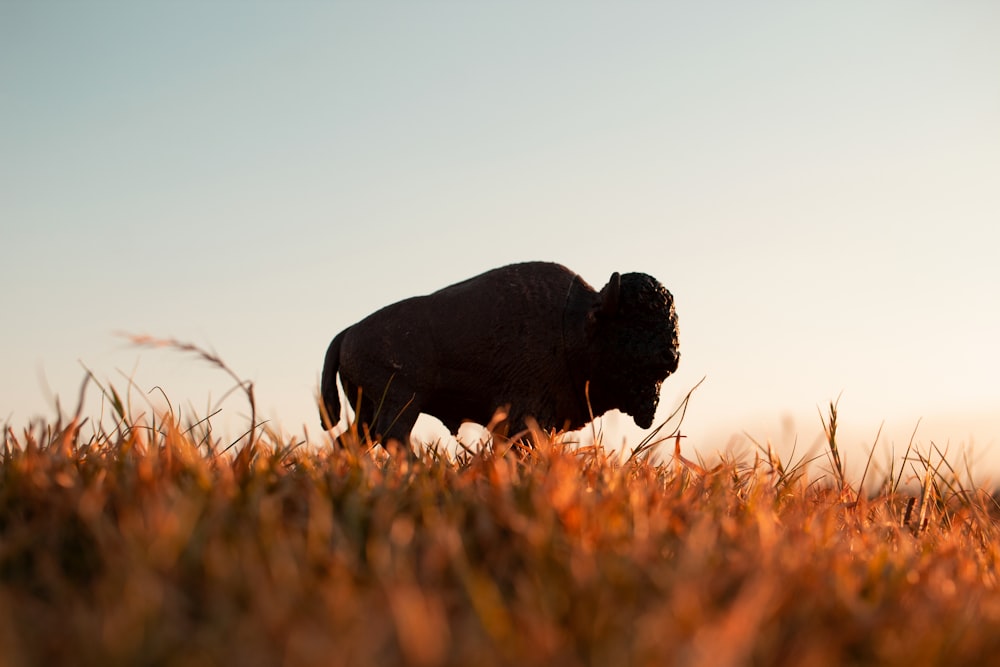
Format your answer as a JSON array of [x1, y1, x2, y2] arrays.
[[319, 262, 679, 451]]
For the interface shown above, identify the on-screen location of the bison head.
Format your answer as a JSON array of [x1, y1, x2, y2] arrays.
[[588, 271, 679, 429]]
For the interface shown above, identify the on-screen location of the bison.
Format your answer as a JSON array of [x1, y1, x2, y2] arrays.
[[319, 261, 679, 449]]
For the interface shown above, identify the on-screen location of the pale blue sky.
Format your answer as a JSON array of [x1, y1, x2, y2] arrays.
[[3, 2, 999, 473]]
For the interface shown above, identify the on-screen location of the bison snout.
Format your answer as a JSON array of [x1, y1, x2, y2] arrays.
[[656, 348, 679, 375]]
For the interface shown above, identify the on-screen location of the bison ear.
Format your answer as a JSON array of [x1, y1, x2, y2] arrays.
[[600, 272, 621, 317]]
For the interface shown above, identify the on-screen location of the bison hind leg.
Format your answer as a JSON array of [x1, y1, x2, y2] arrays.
[[339, 379, 415, 448], [360, 383, 422, 457]]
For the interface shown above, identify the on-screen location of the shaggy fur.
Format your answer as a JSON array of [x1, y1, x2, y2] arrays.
[[320, 262, 679, 447]]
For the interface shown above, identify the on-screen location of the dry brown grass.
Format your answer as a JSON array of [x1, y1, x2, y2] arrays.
[[3, 358, 1000, 666]]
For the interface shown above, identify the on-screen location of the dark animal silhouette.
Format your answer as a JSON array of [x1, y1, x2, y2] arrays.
[[319, 261, 679, 448]]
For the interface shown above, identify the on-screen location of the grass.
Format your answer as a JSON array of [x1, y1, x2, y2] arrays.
[[3, 344, 1000, 666]]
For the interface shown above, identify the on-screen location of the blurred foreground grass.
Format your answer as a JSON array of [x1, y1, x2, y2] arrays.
[[3, 373, 1000, 666]]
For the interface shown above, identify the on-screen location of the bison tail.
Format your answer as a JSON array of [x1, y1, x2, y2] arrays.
[[319, 331, 346, 429]]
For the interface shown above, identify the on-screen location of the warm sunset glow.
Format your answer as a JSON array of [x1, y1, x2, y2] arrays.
[[2, 3, 998, 471]]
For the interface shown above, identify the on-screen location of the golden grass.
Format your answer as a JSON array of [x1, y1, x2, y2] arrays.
[[3, 363, 1000, 666]]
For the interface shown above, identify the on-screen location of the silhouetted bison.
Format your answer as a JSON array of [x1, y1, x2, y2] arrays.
[[320, 261, 679, 448]]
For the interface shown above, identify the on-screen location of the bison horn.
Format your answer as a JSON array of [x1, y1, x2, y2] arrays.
[[601, 272, 621, 316]]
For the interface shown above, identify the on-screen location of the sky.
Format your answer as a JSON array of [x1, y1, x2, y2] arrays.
[[2, 2, 999, 477]]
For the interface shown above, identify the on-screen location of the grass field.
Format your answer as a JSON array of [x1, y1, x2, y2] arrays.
[[2, 353, 999, 666]]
